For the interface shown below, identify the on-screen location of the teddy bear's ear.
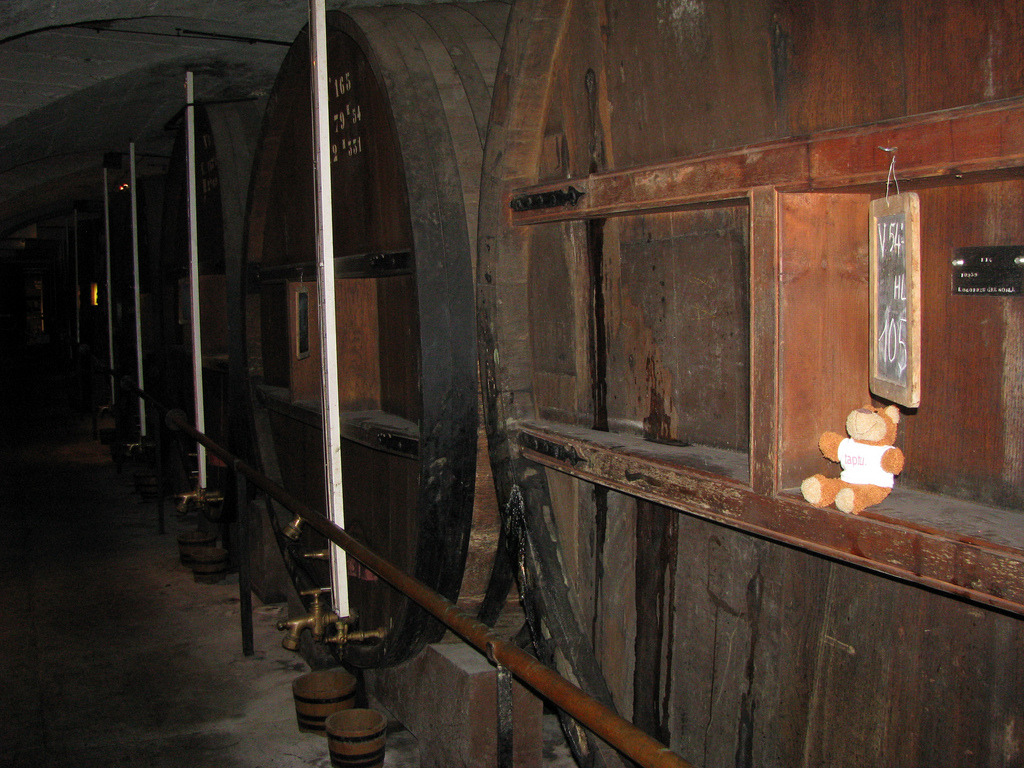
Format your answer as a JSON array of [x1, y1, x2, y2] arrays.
[[883, 404, 901, 424]]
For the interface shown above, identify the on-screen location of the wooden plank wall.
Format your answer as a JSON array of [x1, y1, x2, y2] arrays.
[[483, 1, 1024, 765]]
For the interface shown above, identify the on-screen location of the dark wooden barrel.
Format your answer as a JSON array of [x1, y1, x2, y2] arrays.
[[159, 99, 263, 477], [478, 2, 1024, 767], [244, 2, 511, 667], [157, 99, 295, 602]]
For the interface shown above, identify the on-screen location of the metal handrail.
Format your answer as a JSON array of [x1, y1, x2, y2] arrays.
[[141, 397, 693, 768]]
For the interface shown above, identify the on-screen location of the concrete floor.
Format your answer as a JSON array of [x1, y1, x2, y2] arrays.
[[0, 358, 577, 768]]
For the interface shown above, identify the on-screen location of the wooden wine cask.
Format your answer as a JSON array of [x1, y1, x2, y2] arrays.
[[478, 1, 1024, 766], [159, 98, 264, 455], [157, 98, 293, 601], [244, 2, 511, 667]]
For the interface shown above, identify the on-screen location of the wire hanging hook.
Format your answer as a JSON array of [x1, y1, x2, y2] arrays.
[[879, 146, 899, 203]]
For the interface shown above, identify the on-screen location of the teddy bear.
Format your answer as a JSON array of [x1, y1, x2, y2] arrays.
[[800, 404, 905, 514]]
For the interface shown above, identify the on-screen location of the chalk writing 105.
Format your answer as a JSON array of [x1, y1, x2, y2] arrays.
[[876, 212, 908, 385]]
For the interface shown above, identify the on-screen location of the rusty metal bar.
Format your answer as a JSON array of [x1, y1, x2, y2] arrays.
[[162, 408, 693, 768], [236, 469, 254, 656]]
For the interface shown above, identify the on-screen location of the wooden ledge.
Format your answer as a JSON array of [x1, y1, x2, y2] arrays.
[[515, 418, 1024, 615], [256, 385, 419, 458], [509, 97, 1024, 224]]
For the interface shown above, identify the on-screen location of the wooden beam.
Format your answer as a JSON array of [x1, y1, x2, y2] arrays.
[[509, 98, 1024, 224]]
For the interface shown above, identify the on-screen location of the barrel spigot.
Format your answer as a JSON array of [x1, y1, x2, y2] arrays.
[[176, 485, 224, 517], [303, 549, 330, 560], [327, 616, 389, 648], [276, 587, 338, 651], [127, 437, 155, 458], [283, 515, 304, 540], [176, 488, 200, 515]]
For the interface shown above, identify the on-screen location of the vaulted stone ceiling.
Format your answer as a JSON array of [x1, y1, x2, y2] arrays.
[[0, 1, 399, 232]]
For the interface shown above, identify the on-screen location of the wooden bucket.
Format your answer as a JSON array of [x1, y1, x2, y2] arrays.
[[477, 2, 1024, 767], [292, 669, 358, 733], [176, 529, 217, 564], [243, 2, 512, 668], [325, 708, 386, 768], [190, 546, 229, 583], [132, 470, 159, 500]]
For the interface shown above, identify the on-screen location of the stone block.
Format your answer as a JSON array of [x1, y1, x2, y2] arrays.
[[367, 642, 542, 768]]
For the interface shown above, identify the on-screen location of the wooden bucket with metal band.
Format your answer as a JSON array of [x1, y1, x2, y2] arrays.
[[292, 669, 357, 733], [326, 708, 387, 768], [243, 2, 513, 668], [477, 2, 1024, 768], [176, 529, 217, 564], [190, 546, 229, 584]]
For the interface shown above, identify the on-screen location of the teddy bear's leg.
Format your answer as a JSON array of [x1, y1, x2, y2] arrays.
[[835, 485, 891, 514], [801, 474, 842, 507]]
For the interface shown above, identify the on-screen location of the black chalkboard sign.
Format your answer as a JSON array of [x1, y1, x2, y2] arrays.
[[870, 193, 921, 407]]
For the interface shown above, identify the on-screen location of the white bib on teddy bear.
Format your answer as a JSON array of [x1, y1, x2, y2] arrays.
[[838, 438, 894, 488]]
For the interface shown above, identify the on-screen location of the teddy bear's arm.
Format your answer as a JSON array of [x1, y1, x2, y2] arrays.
[[881, 446, 905, 475], [818, 431, 844, 461]]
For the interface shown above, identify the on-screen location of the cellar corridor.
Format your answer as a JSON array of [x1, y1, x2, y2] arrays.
[[0, 353, 417, 767]]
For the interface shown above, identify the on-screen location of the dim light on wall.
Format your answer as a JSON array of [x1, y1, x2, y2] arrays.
[[91, 283, 99, 306]]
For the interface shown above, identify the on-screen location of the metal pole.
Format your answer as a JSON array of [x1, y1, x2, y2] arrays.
[[236, 467, 254, 656], [61, 225, 71, 361], [155, 413, 165, 534], [73, 207, 80, 346], [129, 143, 147, 438], [185, 71, 208, 489], [308, 0, 349, 618], [91, 352, 99, 440], [103, 167, 115, 406]]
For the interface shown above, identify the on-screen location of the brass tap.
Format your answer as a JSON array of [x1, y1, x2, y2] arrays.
[[126, 438, 155, 458], [176, 489, 201, 515], [176, 486, 224, 516], [276, 588, 338, 651], [303, 550, 330, 560], [202, 490, 224, 518], [327, 617, 389, 648], [283, 515, 304, 540]]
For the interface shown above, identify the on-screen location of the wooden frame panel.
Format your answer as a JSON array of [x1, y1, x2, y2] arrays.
[[505, 99, 1024, 613]]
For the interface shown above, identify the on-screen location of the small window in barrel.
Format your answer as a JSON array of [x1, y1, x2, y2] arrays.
[[609, 206, 751, 455], [528, 204, 751, 481], [295, 287, 310, 360]]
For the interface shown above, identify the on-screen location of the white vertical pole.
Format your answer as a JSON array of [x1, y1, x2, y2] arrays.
[[103, 168, 115, 405], [185, 71, 208, 489], [309, 0, 349, 618], [130, 142, 147, 438]]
